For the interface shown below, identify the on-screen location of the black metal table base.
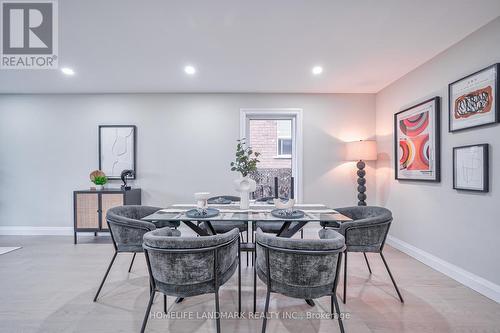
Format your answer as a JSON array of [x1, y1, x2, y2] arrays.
[[182, 221, 210, 236]]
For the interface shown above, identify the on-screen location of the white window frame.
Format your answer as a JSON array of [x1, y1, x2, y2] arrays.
[[240, 108, 303, 203], [276, 120, 292, 159]]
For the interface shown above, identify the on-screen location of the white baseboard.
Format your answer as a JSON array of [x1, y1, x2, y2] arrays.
[[386, 235, 500, 303], [0, 226, 74, 236]]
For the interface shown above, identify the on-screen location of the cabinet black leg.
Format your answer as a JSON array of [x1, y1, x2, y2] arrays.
[[74, 232, 77, 244]]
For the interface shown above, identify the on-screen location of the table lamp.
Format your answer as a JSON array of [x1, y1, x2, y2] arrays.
[[345, 140, 377, 206]]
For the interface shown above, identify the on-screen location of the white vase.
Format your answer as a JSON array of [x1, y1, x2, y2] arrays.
[[233, 176, 256, 210], [273, 198, 295, 210], [194, 192, 211, 210], [95, 185, 104, 191]]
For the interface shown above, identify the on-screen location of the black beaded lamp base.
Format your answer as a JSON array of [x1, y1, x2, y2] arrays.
[[356, 160, 367, 206]]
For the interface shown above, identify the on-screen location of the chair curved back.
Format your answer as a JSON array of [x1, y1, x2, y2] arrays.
[[143, 228, 240, 297], [255, 228, 345, 299], [334, 206, 392, 253], [106, 205, 158, 252], [207, 195, 240, 203]]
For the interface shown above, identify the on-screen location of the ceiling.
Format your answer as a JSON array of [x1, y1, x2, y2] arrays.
[[1, 0, 499, 94]]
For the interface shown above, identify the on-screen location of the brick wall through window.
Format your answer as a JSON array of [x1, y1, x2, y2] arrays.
[[248, 119, 293, 199], [249, 119, 291, 169]]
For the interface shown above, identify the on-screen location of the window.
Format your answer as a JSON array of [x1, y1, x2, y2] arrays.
[[276, 120, 292, 158], [241, 108, 303, 202]]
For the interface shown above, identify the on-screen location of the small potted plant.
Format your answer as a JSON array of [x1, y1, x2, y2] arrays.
[[90, 170, 108, 191], [230, 138, 260, 209]]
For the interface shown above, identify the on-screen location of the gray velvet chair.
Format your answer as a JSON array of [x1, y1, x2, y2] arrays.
[[255, 228, 346, 333], [141, 228, 241, 333], [319, 206, 404, 304], [203, 195, 247, 233], [201, 195, 250, 265], [93, 205, 180, 302]]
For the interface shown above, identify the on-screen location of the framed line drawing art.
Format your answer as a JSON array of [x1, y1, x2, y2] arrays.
[[449, 63, 499, 132], [99, 125, 136, 180], [394, 97, 440, 182], [453, 144, 489, 192]]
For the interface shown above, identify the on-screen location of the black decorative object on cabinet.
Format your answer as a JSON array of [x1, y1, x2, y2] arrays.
[[120, 169, 135, 190]]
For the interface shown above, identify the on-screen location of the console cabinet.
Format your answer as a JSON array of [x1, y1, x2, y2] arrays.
[[73, 188, 141, 244]]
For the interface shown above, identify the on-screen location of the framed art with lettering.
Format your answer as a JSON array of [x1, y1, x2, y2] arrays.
[[449, 64, 499, 132], [394, 97, 441, 182]]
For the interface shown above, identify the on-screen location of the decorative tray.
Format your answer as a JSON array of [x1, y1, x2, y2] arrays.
[[270, 209, 305, 219], [207, 197, 232, 204], [185, 208, 220, 218]]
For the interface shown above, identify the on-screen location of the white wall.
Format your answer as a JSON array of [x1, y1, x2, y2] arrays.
[[0, 93, 375, 229], [376, 16, 500, 291]]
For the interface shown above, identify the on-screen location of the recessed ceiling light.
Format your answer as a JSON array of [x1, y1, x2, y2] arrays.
[[184, 65, 196, 75], [61, 67, 75, 76], [312, 66, 323, 75]]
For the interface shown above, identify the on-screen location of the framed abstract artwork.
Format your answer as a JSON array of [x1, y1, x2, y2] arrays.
[[394, 97, 440, 182], [449, 63, 499, 132], [99, 125, 136, 180], [453, 144, 489, 192]]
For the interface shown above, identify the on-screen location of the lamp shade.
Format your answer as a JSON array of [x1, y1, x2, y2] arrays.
[[345, 140, 378, 161]]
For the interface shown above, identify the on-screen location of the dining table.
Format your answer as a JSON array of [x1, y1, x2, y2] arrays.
[[142, 202, 352, 237], [142, 201, 352, 310]]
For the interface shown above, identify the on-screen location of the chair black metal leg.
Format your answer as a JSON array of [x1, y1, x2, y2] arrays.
[[215, 289, 221, 333], [238, 242, 242, 316], [251, 223, 255, 266], [261, 288, 271, 333], [128, 253, 136, 273], [93, 251, 117, 302], [300, 229, 304, 239], [343, 251, 347, 304], [363, 252, 372, 274], [163, 294, 167, 314], [140, 290, 155, 333], [253, 249, 257, 313], [330, 295, 334, 318], [332, 293, 345, 333], [380, 252, 404, 303]]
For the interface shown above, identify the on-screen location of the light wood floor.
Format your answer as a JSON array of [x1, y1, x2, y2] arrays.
[[1, 228, 499, 333]]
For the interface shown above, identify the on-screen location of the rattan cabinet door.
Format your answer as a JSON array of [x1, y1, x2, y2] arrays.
[[75, 193, 99, 229], [100, 193, 123, 229]]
